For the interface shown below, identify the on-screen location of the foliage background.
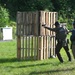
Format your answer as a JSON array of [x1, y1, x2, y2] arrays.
[[0, 0, 75, 38]]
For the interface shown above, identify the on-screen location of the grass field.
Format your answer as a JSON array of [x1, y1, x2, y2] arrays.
[[0, 39, 75, 75]]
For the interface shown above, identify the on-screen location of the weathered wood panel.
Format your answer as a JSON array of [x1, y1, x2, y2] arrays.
[[16, 11, 58, 36], [16, 11, 58, 60], [17, 35, 56, 60]]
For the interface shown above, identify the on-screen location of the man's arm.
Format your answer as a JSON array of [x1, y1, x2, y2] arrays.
[[42, 24, 56, 31]]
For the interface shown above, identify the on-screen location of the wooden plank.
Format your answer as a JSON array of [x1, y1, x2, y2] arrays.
[[52, 36, 54, 55], [47, 36, 49, 58], [21, 36, 24, 59], [54, 36, 56, 56], [52, 13, 56, 36], [31, 36, 33, 57], [49, 12, 52, 35], [55, 12, 58, 21], [46, 36, 48, 59], [50, 12, 53, 35], [36, 36, 38, 59], [17, 36, 21, 59], [41, 36, 43, 60], [33, 13, 36, 35], [38, 36, 43, 60], [26, 13, 29, 35], [25, 36, 27, 59], [50, 36, 52, 56], [23, 12, 27, 35], [17, 12, 23, 24], [33, 11, 38, 35], [45, 12, 49, 35], [53, 36, 55, 55], [44, 36, 48, 59], [28, 12, 31, 35], [31, 12, 34, 35], [37, 36, 40, 60], [36, 11, 40, 35], [34, 36, 37, 59], [27, 36, 30, 59], [23, 12, 26, 35], [29, 12, 33, 35], [43, 36, 45, 59], [40, 11, 45, 35], [51, 12, 54, 35], [18, 12, 23, 36], [48, 12, 51, 35]]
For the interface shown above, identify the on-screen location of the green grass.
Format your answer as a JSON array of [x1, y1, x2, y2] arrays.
[[0, 40, 75, 75]]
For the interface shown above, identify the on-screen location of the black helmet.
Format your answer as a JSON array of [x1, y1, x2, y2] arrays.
[[54, 21, 60, 26]]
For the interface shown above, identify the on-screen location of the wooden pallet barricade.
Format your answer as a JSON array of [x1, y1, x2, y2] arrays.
[[16, 11, 58, 60]]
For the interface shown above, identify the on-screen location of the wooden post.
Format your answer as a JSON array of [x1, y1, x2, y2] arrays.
[[38, 36, 43, 60], [17, 36, 21, 59]]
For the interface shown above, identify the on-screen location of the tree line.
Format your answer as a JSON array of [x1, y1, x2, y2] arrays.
[[0, 0, 75, 28]]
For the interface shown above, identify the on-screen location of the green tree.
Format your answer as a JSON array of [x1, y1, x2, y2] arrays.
[[0, 0, 53, 20], [0, 6, 9, 27], [0, 0, 75, 28]]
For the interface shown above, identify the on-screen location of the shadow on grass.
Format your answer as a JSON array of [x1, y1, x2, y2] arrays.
[[0, 58, 38, 63], [0, 58, 19, 63], [0, 58, 60, 69], [16, 62, 60, 68], [8, 62, 54, 69], [6, 60, 60, 69], [29, 67, 75, 75]]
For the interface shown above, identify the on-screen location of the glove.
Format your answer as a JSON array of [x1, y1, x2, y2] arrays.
[[42, 24, 46, 27]]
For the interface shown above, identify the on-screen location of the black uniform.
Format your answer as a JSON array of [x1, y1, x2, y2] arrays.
[[42, 21, 71, 63]]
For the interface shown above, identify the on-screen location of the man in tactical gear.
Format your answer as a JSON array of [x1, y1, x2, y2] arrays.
[[42, 21, 72, 63], [70, 20, 75, 59]]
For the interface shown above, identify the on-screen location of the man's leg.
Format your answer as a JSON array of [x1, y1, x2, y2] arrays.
[[64, 46, 72, 61], [55, 43, 63, 62], [72, 45, 75, 59]]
